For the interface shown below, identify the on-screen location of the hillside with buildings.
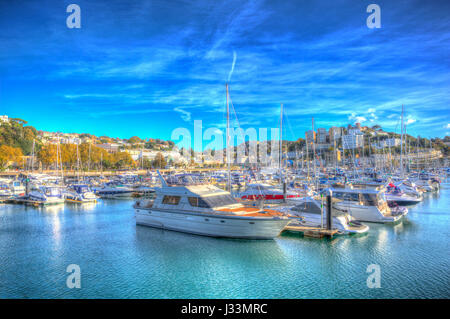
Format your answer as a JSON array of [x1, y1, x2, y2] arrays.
[[0, 114, 449, 170]]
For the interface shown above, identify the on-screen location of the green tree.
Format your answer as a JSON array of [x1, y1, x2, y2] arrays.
[[152, 152, 167, 168]]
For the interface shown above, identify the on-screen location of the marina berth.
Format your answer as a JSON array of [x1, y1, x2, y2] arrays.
[[276, 196, 369, 235]]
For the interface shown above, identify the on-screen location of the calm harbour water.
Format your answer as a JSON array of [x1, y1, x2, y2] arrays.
[[0, 183, 449, 299]]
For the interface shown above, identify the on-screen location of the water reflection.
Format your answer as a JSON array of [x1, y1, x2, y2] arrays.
[[40, 205, 65, 247], [0, 183, 448, 298], [68, 202, 97, 212], [135, 225, 287, 265]]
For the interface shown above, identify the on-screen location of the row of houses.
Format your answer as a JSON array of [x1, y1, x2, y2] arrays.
[[306, 124, 364, 150], [304, 123, 395, 150]]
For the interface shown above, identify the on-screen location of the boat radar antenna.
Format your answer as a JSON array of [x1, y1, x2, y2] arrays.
[[156, 170, 168, 187]]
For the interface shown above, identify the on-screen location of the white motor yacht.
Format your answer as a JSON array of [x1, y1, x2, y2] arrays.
[[385, 183, 422, 206], [329, 188, 408, 223], [92, 182, 134, 198], [65, 184, 98, 203], [9, 180, 26, 196], [27, 185, 65, 205], [134, 177, 291, 239], [0, 182, 13, 199]]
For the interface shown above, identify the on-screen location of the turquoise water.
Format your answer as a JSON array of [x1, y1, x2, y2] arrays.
[[0, 183, 449, 299]]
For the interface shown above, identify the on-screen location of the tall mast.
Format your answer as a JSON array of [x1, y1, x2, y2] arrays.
[[305, 132, 310, 180], [226, 83, 231, 192], [88, 143, 91, 171], [55, 138, 59, 173], [59, 139, 64, 184], [76, 143, 81, 183], [279, 103, 283, 175], [400, 104, 404, 178], [334, 134, 337, 175], [30, 139, 35, 172], [311, 117, 317, 189], [279, 104, 286, 202], [416, 136, 419, 170], [405, 125, 409, 172], [56, 134, 64, 184]]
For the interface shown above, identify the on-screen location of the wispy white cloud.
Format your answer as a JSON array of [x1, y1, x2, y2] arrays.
[[174, 107, 192, 122], [227, 51, 237, 83], [2, 0, 449, 138]]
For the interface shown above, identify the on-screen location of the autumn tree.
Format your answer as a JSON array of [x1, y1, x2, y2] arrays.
[[0, 145, 23, 168], [111, 151, 135, 169], [37, 144, 57, 169]]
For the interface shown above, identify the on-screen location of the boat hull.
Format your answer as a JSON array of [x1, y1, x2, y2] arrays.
[[135, 208, 290, 239], [334, 203, 404, 223]]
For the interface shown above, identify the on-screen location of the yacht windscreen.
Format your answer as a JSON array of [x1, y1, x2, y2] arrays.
[[360, 193, 380, 206], [45, 188, 60, 196], [292, 202, 321, 214], [76, 186, 90, 193], [203, 194, 238, 208]]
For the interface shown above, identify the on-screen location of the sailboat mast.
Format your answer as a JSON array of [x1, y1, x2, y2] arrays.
[[30, 139, 35, 172], [312, 117, 317, 189], [59, 140, 64, 184], [334, 134, 337, 175], [226, 83, 231, 192], [88, 143, 91, 172], [305, 132, 310, 180], [400, 104, 404, 178], [279, 103, 283, 175], [279, 104, 286, 202], [76, 143, 80, 183]]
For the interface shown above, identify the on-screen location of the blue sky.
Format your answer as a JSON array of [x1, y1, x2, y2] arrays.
[[1, 0, 449, 143]]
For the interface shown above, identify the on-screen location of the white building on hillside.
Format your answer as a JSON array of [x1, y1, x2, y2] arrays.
[[342, 134, 364, 149], [0, 115, 9, 125], [348, 128, 363, 136], [317, 128, 328, 144], [380, 138, 401, 147]]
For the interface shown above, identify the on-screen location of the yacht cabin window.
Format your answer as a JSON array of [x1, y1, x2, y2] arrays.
[[188, 197, 209, 208], [203, 194, 237, 207], [188, 195, 237, 208], [162, 195, 181, 205], [334, 192, 359, 202], [361, 193, 376, 206]]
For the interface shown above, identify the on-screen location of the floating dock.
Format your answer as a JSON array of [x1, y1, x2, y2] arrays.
[[6, 198, 64, 207], [283, 225, 339, 238]]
